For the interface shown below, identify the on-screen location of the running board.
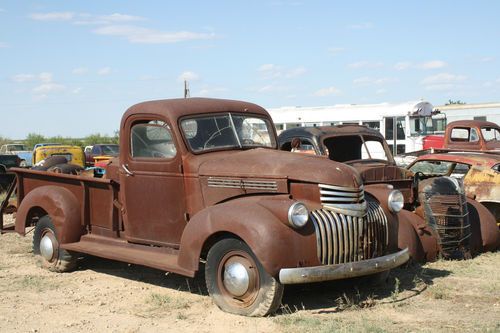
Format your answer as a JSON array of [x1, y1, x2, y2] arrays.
[[62, 234, 194, 277]]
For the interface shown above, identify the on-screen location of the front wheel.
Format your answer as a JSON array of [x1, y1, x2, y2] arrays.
[[33, 216, 77, 272], [205, 238, 284, 316]]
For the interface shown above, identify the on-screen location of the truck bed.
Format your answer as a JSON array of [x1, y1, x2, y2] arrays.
[[10, 168, 121, 238]]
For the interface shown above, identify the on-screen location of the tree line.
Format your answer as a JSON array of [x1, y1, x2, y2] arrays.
[[0, 132, 119, 150]]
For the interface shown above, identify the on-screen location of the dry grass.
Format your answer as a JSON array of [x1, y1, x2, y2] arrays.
[[0, 228, 498, 333]]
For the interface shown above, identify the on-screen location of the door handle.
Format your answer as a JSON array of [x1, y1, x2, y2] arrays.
[[122, 164, 134, 176]]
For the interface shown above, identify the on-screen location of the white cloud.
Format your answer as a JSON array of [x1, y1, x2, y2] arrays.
[[348, 61, 383, 69], [255, 84, 290, 93], [39, 72, 53, 83], [178, 71, 200, 82], [314, 86, 341, 97], [376, 88, 387, 94], [93, 25, 216, 44], [29, 12, 75, 21], [74, 13, 146, 25], [198, 87, 228, 96], [12, 74, 36, 82], [353, 77, 397, 85], [394, 61, 412, 71], [421, 73, 467, 91], [0, 42, 8, 48], [258, 64, 306, 79], [285, 67, 306, 78], [72, 87, 83, 94], [328, 47, 345, 56], [33, 83, 66, 94], [420, 60, 447, 69], [348, 22, 373, 30], [72, 67, 88, 75], [421, 73, 466, 85], [98, 67, 112, 75], [478, 56, 494, 63]]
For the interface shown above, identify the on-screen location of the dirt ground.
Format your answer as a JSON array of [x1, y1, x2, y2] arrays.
[[0, 213, 499, 333]]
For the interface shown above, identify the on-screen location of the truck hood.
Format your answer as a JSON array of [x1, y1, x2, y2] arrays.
[[197, 148, 362, 188]]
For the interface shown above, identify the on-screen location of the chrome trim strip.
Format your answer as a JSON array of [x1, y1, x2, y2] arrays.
[[279, 248, 410, 284], [207, 177, 278, 191], [319, 184, 364, 192]]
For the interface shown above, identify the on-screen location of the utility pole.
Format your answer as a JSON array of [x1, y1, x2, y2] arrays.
[[184, 80, 190, 98]]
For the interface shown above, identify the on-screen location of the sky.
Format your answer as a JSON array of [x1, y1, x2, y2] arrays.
[[1, 1, 499, 139]]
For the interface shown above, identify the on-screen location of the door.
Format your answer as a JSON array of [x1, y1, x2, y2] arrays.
[[384, 116, 407, 155], [119, 117, 187, 247]]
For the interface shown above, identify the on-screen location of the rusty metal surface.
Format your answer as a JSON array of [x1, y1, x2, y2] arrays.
[[11, 98, 404, 284], [443, 120, 500, 151], [408, 152, 500, 224], [418, 177, 471, 259], [279, 248, 409, 284]]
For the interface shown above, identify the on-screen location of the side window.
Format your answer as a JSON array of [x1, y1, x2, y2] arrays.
[[91, 146, 100, 154], [470, 128, 479, 142], [450, 128, 470, 141], [450, 163, 470, 178], [130, 121, 177, 159]]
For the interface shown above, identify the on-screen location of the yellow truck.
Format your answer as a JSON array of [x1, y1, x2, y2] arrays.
[[32, 145, 85, 168]]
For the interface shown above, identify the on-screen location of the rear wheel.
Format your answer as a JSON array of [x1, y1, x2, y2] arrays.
[[33, 216, 77, 272], [205, 238, 284, 316]]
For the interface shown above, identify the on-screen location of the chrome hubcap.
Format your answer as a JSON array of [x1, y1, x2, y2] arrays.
[[40, 234, 55, 261], [223, 262, 250, 296]]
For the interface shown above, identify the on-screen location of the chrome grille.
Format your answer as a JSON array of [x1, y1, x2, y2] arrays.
[[207, 177, 277, 191], [319, 184, 366, 217], [310, 197, 388, 265]]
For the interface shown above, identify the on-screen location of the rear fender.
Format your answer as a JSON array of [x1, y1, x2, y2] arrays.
[[177, 196, 318, 277], [16, 185, 83, 243]]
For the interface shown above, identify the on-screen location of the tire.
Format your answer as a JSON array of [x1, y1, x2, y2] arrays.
[[205, 238, 284, 317], [32, 216, 77, 272]]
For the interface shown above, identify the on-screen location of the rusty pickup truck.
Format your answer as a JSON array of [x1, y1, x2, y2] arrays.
[[423, 120, 499, 152], [1, 98, 409, 316]]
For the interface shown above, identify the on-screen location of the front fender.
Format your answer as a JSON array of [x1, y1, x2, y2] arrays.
[[397, 209, 439, 262], [177, 195, 318, 277], [16, 185, 83, 243], [467, 198, 500, 254]]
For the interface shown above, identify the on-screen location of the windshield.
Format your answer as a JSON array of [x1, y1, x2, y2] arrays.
[[8, 144, 27, 151], [181, 113, 276, 153], [481, 127, 500, 142], [323, 135, 392, 163], [101, 144, 120, 155]]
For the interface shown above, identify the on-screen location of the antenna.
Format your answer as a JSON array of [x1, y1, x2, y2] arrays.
[[184, 80, 190, 98]]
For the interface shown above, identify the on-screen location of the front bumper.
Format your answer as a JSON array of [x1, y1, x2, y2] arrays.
[[279, 248, 409, 284]]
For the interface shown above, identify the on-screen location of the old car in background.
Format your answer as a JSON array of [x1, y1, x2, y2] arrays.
[[1, 98, 409, 316], [0, 154, 20, 193], [85, 144, 119, 166], [0, 143, 32, 167], [408, 152, 500, 227], [423, 120, 499, 151], [278, 125, 500, 262], [32, 145, 85, 168]]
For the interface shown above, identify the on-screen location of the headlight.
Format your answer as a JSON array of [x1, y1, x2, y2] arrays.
[[287, 202, 309, 228], [388, 190, 404, 213]]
